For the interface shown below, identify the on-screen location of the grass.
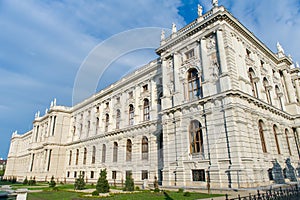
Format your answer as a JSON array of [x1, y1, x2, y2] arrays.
[[1, 181, 224, 200], [27, 189, 223, 200]]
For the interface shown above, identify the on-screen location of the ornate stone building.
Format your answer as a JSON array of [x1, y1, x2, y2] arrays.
[[5, 2, 300, 188]]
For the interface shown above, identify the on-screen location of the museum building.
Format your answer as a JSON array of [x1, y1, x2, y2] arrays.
[[5, 2, 300, 188]]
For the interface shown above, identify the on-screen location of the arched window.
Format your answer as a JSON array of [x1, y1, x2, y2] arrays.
[[83, 147, 87, 165], [248, 68, 258, 98], [96, 117, 100, 133], [69, 150, 72, 165], [143, 99, 150, 121], [105, 114, 109, 132], [102, 144, 106, 163], [116, 109, 121, 129], [76, 149, 79, 165], [35, 125, 39, 142], [189, 120, 204, 154], [273, 125, 281, 154], [92, 146, 96, 164], [126, 139, 132, 161], [142, 136, 149, 160], [258, 120, 267, 153], [188, 68, 202, 100], [285, 129, 292, 156], [263, 77, 271, 104], [279, 70, 289, 103], [113, 142, 118, 162], [275, 85, 283, 110], [129, 105, 134, 125]]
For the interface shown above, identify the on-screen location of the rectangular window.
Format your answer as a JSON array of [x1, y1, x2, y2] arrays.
[[246, 49, 251, 58], [143, 84, 148, 92], [185, 49, 195, 59], [52, 116, 56, 136], [30, 153, 35, 172], [192, 169, 205, 181], [47, 149, 52, 171], [129, 91, 133, 98], [91, 171, 94, 179], [112, 171, 117, 180], [142, 170, 148, 180], [74, 171, 77, 178], [67, 171, 70, 178]]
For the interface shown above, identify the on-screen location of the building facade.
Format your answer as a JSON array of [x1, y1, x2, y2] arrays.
[[5, 3, 300, 189]]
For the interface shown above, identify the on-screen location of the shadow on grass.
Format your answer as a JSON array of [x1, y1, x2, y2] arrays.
[[163, 191, 174, 200]]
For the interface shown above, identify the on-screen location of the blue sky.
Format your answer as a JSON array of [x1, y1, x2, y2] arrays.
[[0, 0, 300, 159]]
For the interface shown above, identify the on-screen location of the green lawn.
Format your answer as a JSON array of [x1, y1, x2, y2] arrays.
[[27, 190, 223, 200]]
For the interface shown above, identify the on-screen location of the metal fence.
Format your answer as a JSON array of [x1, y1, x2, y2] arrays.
[[225, 186, 300, 200]]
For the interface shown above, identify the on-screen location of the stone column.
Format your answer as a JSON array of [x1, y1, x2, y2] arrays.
[[282, 70, 296, 103], [216, 29, 227, 73]]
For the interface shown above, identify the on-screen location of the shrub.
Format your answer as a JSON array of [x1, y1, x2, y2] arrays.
[[124, 173, 134, 191], [177, 188, 184, 193], [154, 188, 160, 192], [23, 177, 28, 185], [135, 186, 140, 191], [74, 174, 85, 190], [92, 190, 99, 196], [28, 177, 36, 186], [49, 176, 56, 188], [96, 169, 109, 193], [183, 191, 191, 197]]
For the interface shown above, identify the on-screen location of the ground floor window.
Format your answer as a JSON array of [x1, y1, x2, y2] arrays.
[[91, 171, 94, 179], [192, 169, 205, 181], [74, 171, 77, 178], [67, 171, 70, 178], [142, 170, 148, 180], [112, 171, 117, 180]]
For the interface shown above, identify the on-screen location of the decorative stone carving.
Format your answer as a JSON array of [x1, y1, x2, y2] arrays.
[[296, 162, 300, 177], [285, 158, 297, 182], [271, 160, 285, 184], [206, 35, 216, 51]]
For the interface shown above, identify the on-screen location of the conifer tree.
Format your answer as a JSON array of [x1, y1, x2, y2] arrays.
[[96, 169, 110, 193]]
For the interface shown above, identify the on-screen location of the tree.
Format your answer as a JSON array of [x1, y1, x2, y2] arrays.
[[23, 176, 28, 185], [124, 173, 134, 191], [96, 169, 109, 193], [49, 176, 56, 188], [74, 174, 85, 190]]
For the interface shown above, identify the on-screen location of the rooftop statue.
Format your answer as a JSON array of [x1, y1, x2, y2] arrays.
[[276, 42, 285, 54], [172, 23, 177, 33], [198, 4, 203, 17], [161, 29, 165, 40], [212, 0, 218, 7]]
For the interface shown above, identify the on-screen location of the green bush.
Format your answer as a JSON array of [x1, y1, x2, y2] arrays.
[[74, 174, 85, 190], [96, 169, 109, 193], [135, 186, 140, 191], [183, 191, 191, 197], [177, 188, 184, 193], [28, 177, 36, 186], [124, 173, 134, 191], [154, 188, 160, 192], [92, 190, 99, 196], [23, 177, 28, 185], [49, 176, 56, 188]]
